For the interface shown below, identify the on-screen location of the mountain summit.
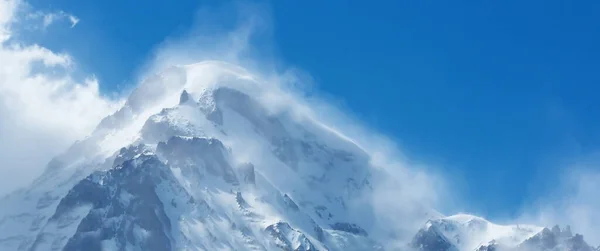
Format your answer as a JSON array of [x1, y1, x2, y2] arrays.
[[0, 62, 593, 251]]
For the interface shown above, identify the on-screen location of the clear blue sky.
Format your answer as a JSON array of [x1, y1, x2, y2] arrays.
[[25, 0, 600, 219]]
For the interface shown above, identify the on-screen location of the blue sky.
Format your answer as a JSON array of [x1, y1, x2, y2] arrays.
[[21, 0, 600, 219]]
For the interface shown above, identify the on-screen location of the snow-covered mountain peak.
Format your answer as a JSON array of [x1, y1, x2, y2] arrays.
[[0, 61, 594, 251], [0, 61, 383, 250]]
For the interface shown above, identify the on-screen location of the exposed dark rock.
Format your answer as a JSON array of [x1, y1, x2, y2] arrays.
[[411, 224, 455, 251], [39, 152, 182, 251], [179, 90, 190, 104], [157, 136, 239, 185], [330, 222, 368, 237]]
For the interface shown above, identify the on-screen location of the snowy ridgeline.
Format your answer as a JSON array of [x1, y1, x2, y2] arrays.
[[0, 62, 596, 251]]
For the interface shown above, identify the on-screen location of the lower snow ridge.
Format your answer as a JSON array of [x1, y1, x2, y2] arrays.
[[412, 214, 596, 251]]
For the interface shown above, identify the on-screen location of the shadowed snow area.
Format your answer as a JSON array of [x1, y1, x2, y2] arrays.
[[0, 61, 596, 251]]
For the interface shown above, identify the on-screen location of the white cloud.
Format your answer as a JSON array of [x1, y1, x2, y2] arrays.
[[0, 0, 120, 194], [67, 14, 79, 27], [27, 10, 79, 29], [0, 0, 18, 41]]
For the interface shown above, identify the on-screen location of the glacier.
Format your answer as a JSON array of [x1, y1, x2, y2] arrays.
[[0, 61, 596, 251]]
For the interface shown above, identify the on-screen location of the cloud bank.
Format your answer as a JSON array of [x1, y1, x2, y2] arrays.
[[0, 0, 120, 194]]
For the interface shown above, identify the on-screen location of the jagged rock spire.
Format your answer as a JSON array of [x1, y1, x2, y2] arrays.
[[179, 89, 190, 104]]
